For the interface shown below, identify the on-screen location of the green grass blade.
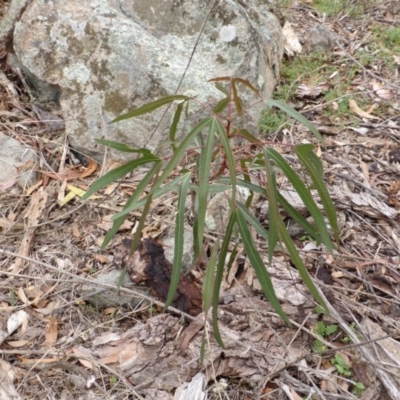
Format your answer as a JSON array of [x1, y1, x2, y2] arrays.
[[212, 210, 237, 348], [265, 99, 325, 146], [195, 119, 215, 261], [237, 128, 262, 144], [111, 95, 189, 123], [266, 148, 334, 252], [236, 210, 290, 325], [188, 184, 232, 193], [203, 238, 220, 313], [231, 81, 243, 114], [95, 140, 153, 154], [218, 177, 267, 196], [111, 173, 189, 220], [169, 102, 184, 153], [276, 192, 321, 242], [213, 97, 229, 113], [237, 202, 269, 240], [164, 172, 192, 311], [216, 118, 237, 206], [82, 155, 160, 200], [152, 118, 213, 194], [101, 161, 162, 249], [232, 78, 262, 99], [240, 159, 253, 208], [263, 151, 279, 263], [214, 82, 230, 96], [297, 145, 339, 244], [276, 217, 329, 314]]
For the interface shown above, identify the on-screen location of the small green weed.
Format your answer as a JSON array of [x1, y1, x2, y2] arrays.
[[331, 353, 352, 376], [312, 320, 338, 352]]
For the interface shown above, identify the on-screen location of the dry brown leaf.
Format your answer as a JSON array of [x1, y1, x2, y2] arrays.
[[290, 388, 303, 400], [93, 254, 108, 263], [26, 179, 44, 195], [6, 340, 30, 348], [19, 357, 60, 364], [372, 80, 393, 100], [72, 223, 80, 238], [11, 187, 48, 273], [44, 316, 58, 347], [349, 99, 381, 120], [102, 307, 118, 315], [81, 159, 98, 179], [72, 346, 94, 369], [359, 159, 369, 181], [17, 287, 28, 305]]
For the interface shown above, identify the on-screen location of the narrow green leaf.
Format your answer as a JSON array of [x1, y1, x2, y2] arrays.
[[111, 173, 189, 220], [101, 161, 161, 249], [195, 119, 215, 261], [82, 155, 160, 200], [214, 82, 230, 96], [232, 78, 262, 99], [95, 140, 153, 155], [169, 102, 184, 153], [111, 95, 189, 123], [265, 147, 334, 253], [213, 97, 230, 114], [129, 187, 155, 256], [164, 172, 192, 311], [203, 238, 220, 313], [236, 210, 290, 325], [216, 118, 237, 207], [263, 151, 279, 263], [237, 128, 262, 144], [240, 159, 254, 208], [297, 145, 339, 244], [276, 192, 321, 242], [224, 245, 238, 284], [188, 184, 232, 193], [231, 82, 243, 114], [208, 76, 231, 83], [276, 217, 329, 314], [218, 177, 267, 196], [237, 202, 268, 240], [212, 210, 237, 348], [152, 118, 213, 195], [265, 99, 325, 146]]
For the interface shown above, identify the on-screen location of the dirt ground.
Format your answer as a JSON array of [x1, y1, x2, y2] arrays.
[[1, 0, 400, 399]]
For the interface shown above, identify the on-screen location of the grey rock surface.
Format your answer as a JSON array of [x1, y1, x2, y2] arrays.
[[0, 0, 31, 47], [78, 269, 151, 308], [0, 132, 37, 189], [12, 0, 284, 161]]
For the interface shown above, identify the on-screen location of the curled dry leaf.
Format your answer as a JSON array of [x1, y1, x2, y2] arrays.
[[282, 21, 302, 56], [349, 99, 381, 121], [7, 310, 27, 336]]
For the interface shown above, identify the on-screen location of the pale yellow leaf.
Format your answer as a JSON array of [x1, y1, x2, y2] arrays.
[[6, 340, 29, 348], [349, 99, 381, 120], [17, 287, 29, 305]]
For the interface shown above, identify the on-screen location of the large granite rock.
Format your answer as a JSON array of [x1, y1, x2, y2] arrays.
[[12, 0, 284, 161]]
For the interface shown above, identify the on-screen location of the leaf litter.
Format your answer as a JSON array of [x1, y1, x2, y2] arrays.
[[1, 0, 400, 399]]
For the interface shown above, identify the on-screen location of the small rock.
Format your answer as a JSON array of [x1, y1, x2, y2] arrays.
[[78, 269, 151, 308], [0, 132, 38, 190]]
